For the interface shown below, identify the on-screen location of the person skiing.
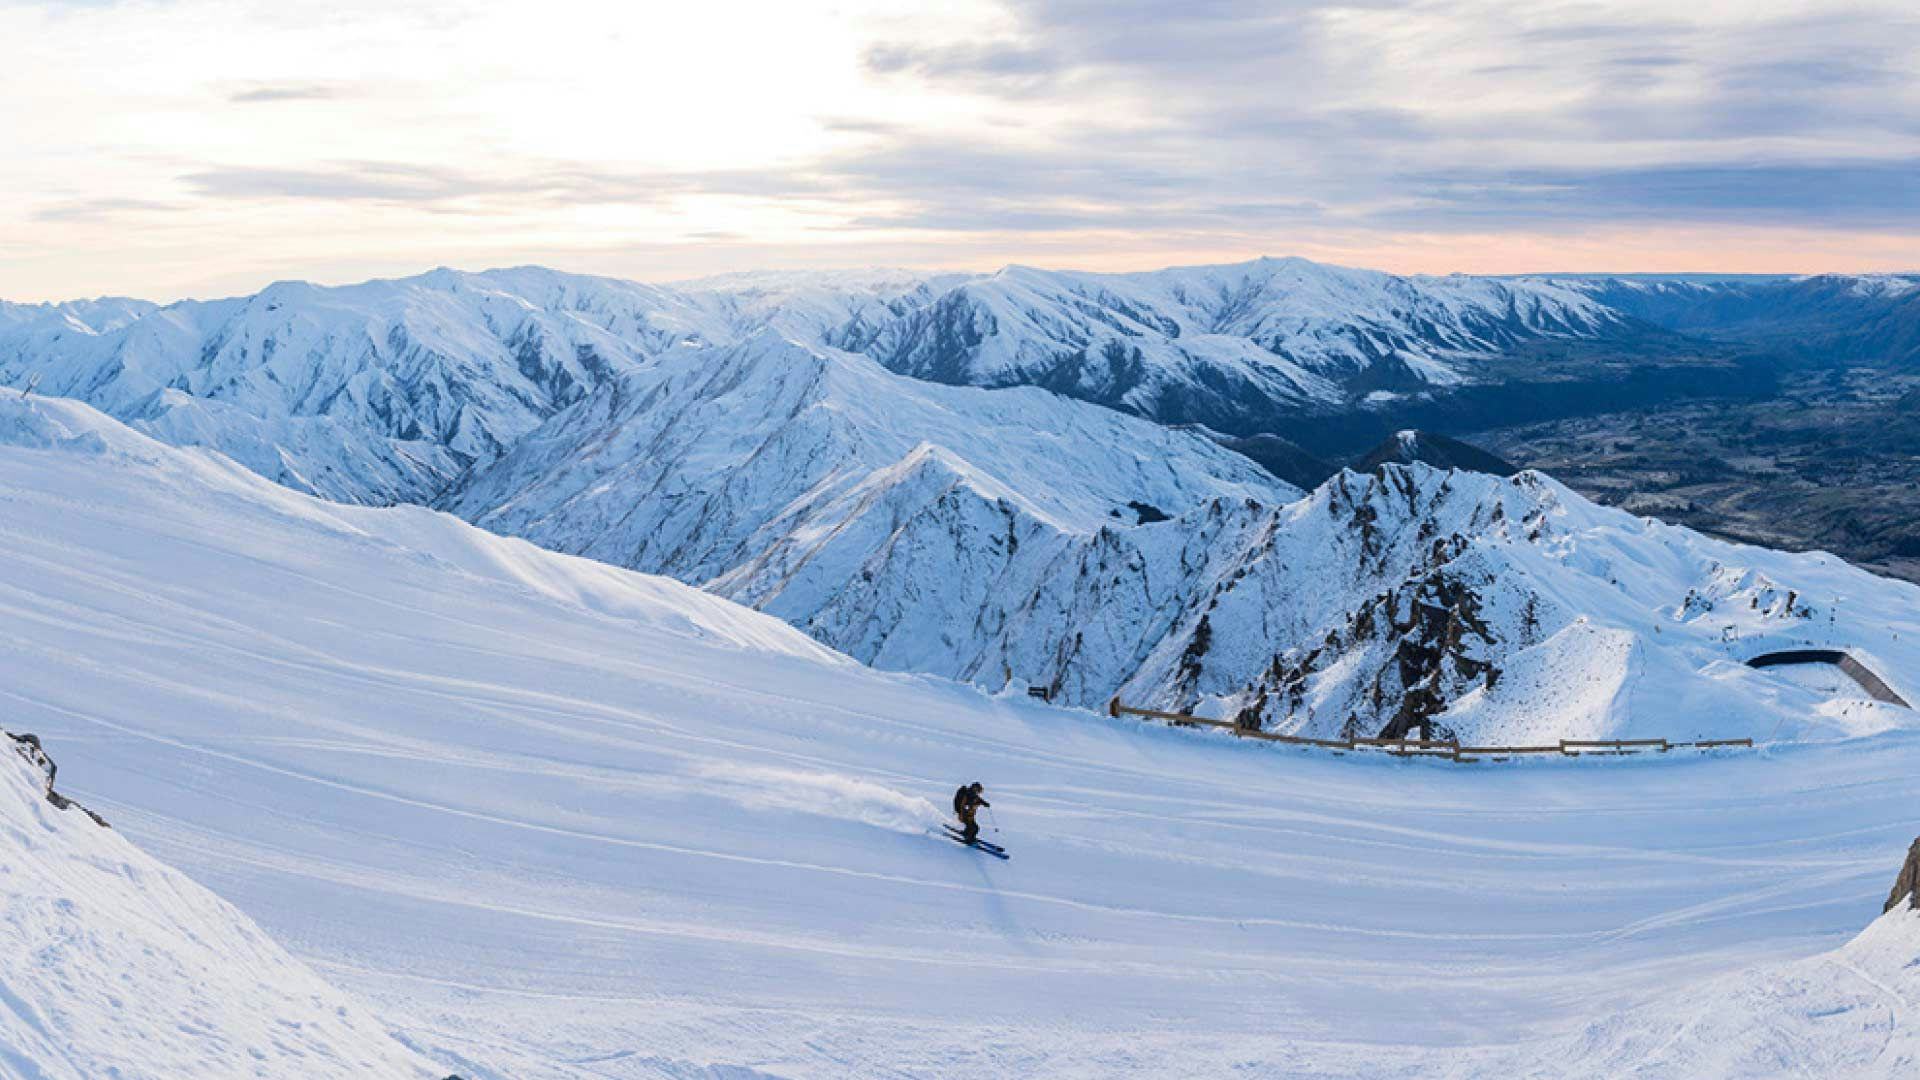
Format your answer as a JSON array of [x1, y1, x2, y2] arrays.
[[952, 782, 990, 844]]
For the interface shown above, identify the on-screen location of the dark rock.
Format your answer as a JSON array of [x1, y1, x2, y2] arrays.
[[1203, 431, 1339, 489], [1354, 430, 1518, 477], [7, 732, 109, 828], [1125, 500, 1170, 525]]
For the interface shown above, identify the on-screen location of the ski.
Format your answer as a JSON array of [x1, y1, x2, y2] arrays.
[[941, 824, 1002, 849], [942, 825, 1008, 858], [947, 834, 1009, 859]]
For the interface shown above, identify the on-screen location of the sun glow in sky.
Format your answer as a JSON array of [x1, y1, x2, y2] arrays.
[[2, 0, 1916, 300]]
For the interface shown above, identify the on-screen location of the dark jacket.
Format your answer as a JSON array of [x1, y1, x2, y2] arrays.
[[953, 785, 989, 821]]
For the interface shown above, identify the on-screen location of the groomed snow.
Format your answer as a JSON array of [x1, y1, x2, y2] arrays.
[[2, 390, 1918, 1078]]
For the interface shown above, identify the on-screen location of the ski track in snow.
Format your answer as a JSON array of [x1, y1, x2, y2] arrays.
[[2, 396, 1919, 1078]]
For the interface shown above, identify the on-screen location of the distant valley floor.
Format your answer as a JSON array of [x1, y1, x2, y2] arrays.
[[1478, 369, 1920, 585]]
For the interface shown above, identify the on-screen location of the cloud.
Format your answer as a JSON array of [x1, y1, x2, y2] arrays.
[[226, 84, 343, 104], [864, 40, 1059, 87], [177, 162, 699, 207], [33, 197, 187, 223], [106, 0, 1920, 262], [9, 0, 1920, 301], [181, 163, 493, 203], [1396, 159, 1920, 230], [838, 0, 1920, 237]]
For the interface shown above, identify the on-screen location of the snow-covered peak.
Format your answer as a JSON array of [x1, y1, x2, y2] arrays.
[[0, 255, 1698, 511], [442, 332, 1295, 586], [1824, 272, 1920, 299], [0, 296, 156, 337]]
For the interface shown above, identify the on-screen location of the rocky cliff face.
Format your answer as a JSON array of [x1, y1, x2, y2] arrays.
[[1887, 838, 1920, 913]]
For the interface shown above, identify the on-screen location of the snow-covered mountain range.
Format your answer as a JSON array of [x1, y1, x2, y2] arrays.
[[7, 259, 1912, 507], [437, 333, 1294, 684], [421, 339, 1909, 745], [0, 258, 1680, 507], [839, 258, 1640, 431], [5, 260, 1918, 743], [9, 366, 1917, 749], [1560, 272, 1920, 365]]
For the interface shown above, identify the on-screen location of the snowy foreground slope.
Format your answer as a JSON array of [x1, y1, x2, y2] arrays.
[[3, 390, 1920, 1078], [1554, 906, 1920, 1078], [0, 733, 439, 1079]]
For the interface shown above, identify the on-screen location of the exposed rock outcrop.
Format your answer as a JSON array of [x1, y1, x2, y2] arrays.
[[7, 731, 109, 827]]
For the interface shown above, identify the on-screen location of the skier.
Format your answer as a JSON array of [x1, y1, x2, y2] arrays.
[[952, 782, 990, 844]]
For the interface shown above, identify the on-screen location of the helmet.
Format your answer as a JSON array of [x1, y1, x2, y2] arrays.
[[970, 782, 984, 792]]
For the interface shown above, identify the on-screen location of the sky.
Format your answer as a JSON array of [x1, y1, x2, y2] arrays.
[[1, 0, 1916, 301]]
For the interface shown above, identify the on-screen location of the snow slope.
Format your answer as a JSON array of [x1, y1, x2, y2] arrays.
[[0, 731, 440, 1080], [3, 389, 1919, 1077], [1541, 906, 1920, 1077]]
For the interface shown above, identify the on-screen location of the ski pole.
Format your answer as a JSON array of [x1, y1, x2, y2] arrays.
[[988, 805, 1000, 834]]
